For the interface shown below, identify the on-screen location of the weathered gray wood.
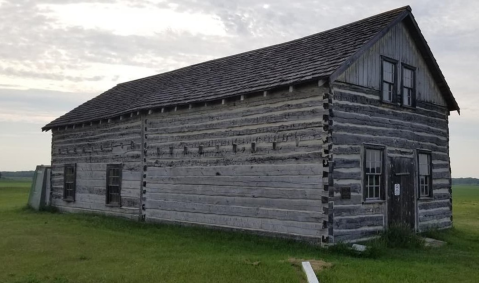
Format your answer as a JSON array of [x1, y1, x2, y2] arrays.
[[145, 152, 322, 167], [51, 117, 143, 219], [145, 184, 322, 200], [146, 176, 322, 189], [332, 133, 447, 153], [147, 200, 324, 222], [149, 106, 323, 134], [418, 219, 452, 232], [333, 227, 383, 243], [333, 94, 447, 127], [334, 215, 384, 230], [418, 200, 450, 211], [145, 194, 323, 212], [334, 111, 447, 137], [336, 22, 447, 106], [333, 123, 447, 147], [146, 164, 320, 177], [334, 204, 385, 217], [145, 210, 323, 237]]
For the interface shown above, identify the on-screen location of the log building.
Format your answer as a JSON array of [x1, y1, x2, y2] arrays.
[[43, 6, 459, 244]]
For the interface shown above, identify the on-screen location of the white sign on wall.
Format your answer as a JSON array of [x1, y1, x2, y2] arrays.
[[394, 184, 401, 196]]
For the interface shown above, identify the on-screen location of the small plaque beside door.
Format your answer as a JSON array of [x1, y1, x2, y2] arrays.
[[340, 187, 351, 200], [394, 184, 401, 196]]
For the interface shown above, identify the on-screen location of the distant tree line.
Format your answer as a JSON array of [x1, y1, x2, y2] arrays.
[[0, 171, 35, 179], [452, 178, 479, 185]]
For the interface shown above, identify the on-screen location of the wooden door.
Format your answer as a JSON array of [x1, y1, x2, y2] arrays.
[[388, 157, 415, 229]]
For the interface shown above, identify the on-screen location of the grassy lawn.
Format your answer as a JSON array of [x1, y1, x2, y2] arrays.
[[0, 180, 478, 283]]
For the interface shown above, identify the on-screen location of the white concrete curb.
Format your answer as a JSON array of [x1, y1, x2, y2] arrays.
[[302, 261, 320, 283]]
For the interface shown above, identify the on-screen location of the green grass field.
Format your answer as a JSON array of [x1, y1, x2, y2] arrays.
[[0, 180, 478, 283]]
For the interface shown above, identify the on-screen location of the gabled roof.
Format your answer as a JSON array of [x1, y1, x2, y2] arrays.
[[43, 6, 458, 131]]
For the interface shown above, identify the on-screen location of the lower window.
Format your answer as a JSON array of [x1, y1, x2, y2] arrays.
[[63, 164, 76, 201], [363, 146, 385, 201], [106, 164, 122, 206], [418, 151, 432, 198]]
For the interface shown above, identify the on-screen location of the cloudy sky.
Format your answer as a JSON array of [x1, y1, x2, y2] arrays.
[[0, 0, 477, 177]]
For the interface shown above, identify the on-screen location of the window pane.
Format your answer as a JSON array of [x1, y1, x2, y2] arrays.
[[419, 154, 430, 175], [365, 148, 383, 200], [383, 61, 394, 83], [403, 68, 413, 88], [403, 88, 411, 106]]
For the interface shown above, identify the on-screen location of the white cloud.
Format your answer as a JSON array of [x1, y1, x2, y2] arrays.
[[40, 2, 228, 37]]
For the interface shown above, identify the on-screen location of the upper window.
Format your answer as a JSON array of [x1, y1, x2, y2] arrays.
[[364, 146, 385, 201], [382, 58, 397, 103], [106, 164, 122, 206], [418, 152, 432, 198], [63, 164, 76, 201], [402, 65, 416, 107]]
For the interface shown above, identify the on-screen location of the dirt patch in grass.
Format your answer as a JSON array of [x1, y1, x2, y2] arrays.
[[287, 257, 333, 272]]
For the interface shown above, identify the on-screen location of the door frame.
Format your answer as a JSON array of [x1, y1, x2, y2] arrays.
[[387, 155, 418, 230]]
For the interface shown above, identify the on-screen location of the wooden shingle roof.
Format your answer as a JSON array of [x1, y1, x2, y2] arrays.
[[43, 6, 458, 131]]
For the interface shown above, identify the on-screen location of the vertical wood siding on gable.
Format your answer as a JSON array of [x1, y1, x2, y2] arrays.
[[143, 84, 328, 240], [331, 82, 451, 242], [337, 22, 447, 107], [50, 117, 143, 219]]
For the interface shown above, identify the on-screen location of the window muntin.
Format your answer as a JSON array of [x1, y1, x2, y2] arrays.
[[63, 164, 76, 201], [382, 59, 396, 102], [418, 153, 432, 198], [364, 148, 384, 200], [402, 66, 415, 107], [106, 164, 122, 205]]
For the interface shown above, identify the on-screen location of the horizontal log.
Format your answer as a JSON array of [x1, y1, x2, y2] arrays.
[[147, 122, 323, 144], [52, 154, 142, 163], [334, 158, 360, 169], [147, 88, 322, 128], [418, 200, 450, 211], [416, 100, 448, 115], [334, 215, 384, 230], [145, 184, 322, 200], [433, 193, 450, 201], [432, 171, 451, 179], [53, 132, 142, 147], [146, 140, 322, 160], [55, 205, 139, 220], [333, 226, 384, 243], [53, 119, 141, 140], [333, 111, 447, 137], [145, 152, 322, 168], [333, 203, 385, 217], [332, 146, 361, 155], [145, 175, 322, 189], [333, 133, 447, 153], [149, 105, 323, 135], [418, 208, 451, 222], [418, 219, 451, 232], [333, 90, 447, 121], [333, 123, 447, 148], [148, 200, 324, 223], [332, 170, 362, 180], [145, 209, 323, 237], [146, 164, 321, 177], [145, 193, 323, 212]]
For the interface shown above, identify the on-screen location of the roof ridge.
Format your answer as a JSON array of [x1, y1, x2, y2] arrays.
[[116, 6, 411, 87]]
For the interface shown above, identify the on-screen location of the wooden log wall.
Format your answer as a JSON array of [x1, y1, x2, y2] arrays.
[[330, 81, 452, 242], [142, 83, 329, 241], [50, 117, 143, 219]]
